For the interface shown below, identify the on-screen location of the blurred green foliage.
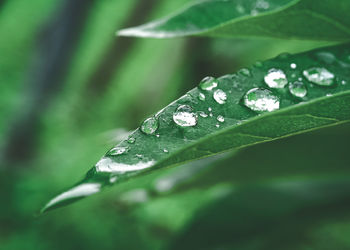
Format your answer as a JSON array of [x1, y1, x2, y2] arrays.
[[0, 0, 349, 250]]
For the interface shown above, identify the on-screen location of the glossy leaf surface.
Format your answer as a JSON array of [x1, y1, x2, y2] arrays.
[[118, 0, 350, 41], [42, 43, 350, 212]]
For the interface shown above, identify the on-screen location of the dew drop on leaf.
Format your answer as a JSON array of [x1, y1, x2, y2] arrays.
[[289, 81, 307, 98], [106, 146, 129, 156], [290, 63, 297, 69], [127, 137, 136, 144], [264, 68, 288, 88], [243, 88, 280, 112], [303, 67, 335, 86], [140, 117, 159, 135], [198, 92, 206, 101], [199, 76, 218, 91], [173, 105, 198, 127], [238, 68, 251, 76], [198, 111, 208, 118], [217, 115, 225, 123], [213, 89, 227, 104]]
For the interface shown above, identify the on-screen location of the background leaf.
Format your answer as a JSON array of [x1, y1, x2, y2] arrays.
[[118, 0, 350, 41]]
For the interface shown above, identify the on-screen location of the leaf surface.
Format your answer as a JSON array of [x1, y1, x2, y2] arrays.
[[118, 0, 350, 41], [42, 43, 350, 212]]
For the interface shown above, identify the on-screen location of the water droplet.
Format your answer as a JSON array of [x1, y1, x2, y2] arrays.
[[277, 53, 291, 59], [163, 149, 169, 153], [290, 63, 297, 69], [127, 137, 135, 144], [209, 113, 213, 117], [141, 117, 159, 135], [341, 80, 347, 85], [215, 124, 220, 128], [208, 107, 212, 112], [217, 115, 225, 123], [136, 154, 143, 159], [254, 61, 263, 67], [213, 89, 227, 104], [238, 68, 251, 77], [236, 4, 245, 13], [156, 134, 160, 138], [199, 76, 218, 91], [326, 93, 333, 97], [110, 175, 118, 183], [173, 105, 198, 127], [243, 88, 280, 112], [198, 111, 208, 118], [303, 67, 334, 86], [264, 68, 288, 88], [316, 52, 336, 64], [198, 92, 206, 101], [107, 146, 129, 156], [289, 81, 307, 98]]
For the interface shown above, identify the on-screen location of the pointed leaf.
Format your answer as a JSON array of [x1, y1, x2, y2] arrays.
[[117, 0, 350, 41], [42, 43, 350, 212]]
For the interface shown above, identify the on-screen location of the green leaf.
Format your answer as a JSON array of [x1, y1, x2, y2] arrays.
[[41, 43, 350, 213], [117, 0, 350, 41]]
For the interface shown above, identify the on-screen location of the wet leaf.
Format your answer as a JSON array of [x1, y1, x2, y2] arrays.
[[117, 0, 350, 41], [42, 43, 350, 212]]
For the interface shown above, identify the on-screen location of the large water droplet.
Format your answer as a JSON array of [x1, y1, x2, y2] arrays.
[[289, 81, 307, 98], [243, 88, 280, 112], [107, 146, 129, 156], [199, 76, 218, 91], [303, 67, 334, 86], [140, 117, 159, 135], [264, 68, 288, 88], [213, 89, 227, 104], [173, 105, 198, 127]]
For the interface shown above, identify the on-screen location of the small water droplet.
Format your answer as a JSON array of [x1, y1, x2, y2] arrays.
[[198, 111, 208, 118], [290, 63, 297, 69], [213, 89, 227, 104], [173, 105, 198, 127], [341, 80, 347, 85], [236, 4, 245, 13], [110, 176, 118, 183], [238, 68, 251, 77], [289, 81, 307, 98], [326, 93, 333, 97], [316, 52, 336, 64], [208, 107, 212, 112], [199, 76, 218, 91], [277, 53, 291, 59], [303, 67, 334, 86], [107, 146, 129, 156], [136, 154, 143, 159], [209, 113, 213, 117], [217, 115, 225, 123], [264, 68, 288, 88], [127, 137, 135, 144], [254, 61, 263, 67], [243, 88, 280, 112], [215, 124, 220, 128], [141, 117, 159, 135], [291, 73, 297, 78], [163, 149, 169, 153], [198, 92, 206, 101]]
